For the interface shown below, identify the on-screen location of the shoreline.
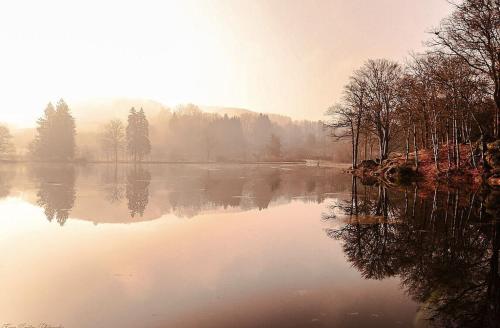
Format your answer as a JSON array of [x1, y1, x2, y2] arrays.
[[347, 141, 499, 189]]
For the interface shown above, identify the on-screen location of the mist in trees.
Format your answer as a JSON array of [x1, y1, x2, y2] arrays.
[[15, 99, 336, 164], [29, 100, 76, 162], [150, 104, 330, 162], [126, 108, 151, 163], [0, 125, 14, 158], [101, 119, 125, 163], [267, 134, 282, 160]]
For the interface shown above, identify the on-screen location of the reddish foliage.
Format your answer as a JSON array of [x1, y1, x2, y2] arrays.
[[406, 143, 482, 186]]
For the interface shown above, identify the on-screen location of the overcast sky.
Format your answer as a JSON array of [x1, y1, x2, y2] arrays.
[[0, 0, 453, 127]]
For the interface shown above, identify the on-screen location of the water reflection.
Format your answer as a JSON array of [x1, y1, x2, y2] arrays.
[[101, 164, 125, 203], [0, 165, 15, 199], [325, 178, 500, 327], [126, 166, 151, 218], [30, 165, 76, 225], [3, 164, 351, 224]]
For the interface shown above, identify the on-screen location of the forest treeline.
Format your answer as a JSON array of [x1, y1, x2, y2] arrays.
[[326, 0, 499, 172], [0, 103, 340, 163]]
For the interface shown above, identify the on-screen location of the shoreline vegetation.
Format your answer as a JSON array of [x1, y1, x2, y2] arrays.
[[0, 0, 497, 194], [0, 103, 340, 165], [325, 0, 499, 190], [348, 140, 500, 188]]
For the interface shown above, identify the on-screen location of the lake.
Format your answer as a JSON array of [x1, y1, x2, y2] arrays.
[[0, 164, 498, 328]]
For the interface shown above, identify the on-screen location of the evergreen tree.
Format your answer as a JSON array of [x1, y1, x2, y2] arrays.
[[54, 99, 76, 160], [30, 103, 55, 159], [137, 108, 151, 158], [30, 100, 76, 161], [268, 134, 282, 159], [126, 107, 151, 162]]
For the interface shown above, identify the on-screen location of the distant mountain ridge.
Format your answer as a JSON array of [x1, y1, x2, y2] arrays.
[[71, 98, 169, 130], [69, 98, 298, 128], [202, 106, 293, 126]]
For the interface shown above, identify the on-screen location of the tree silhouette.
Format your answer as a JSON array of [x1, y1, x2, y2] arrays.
[[325, 71, 368, 168], [430, 0, 500, 139], [30, 100, 76, 161], [126, 107, 151, 163], [101, 119, 125, 163], [267, 134, 282, 160]]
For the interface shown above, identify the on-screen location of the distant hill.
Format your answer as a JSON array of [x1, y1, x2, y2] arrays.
[[69, 99, 298, 129], [10, 98, 308, 152], [202, 106, 293, 126], [71, 98, 169, 130], [65, 99, 299, 129], [202, 106, 254, 117]]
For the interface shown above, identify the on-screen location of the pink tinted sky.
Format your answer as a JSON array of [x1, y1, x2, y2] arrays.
[[0, 0, 452, 126]]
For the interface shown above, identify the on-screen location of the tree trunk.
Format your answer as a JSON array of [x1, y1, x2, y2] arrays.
[[405, 128, 410, 163], [495, 86, 500, 139], [455, 116, 460, 169], [471, 112, 488, 173], [465, 121, 477, 168], [378, 133, 384, 163], [413, 122, 418, 172], [354, 133, 359, 169], [351, 123, 356, 169], [446, 122, 451, 171], [364, 133, 368, 161]]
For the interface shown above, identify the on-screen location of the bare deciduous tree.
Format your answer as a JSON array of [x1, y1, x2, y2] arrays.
[[430, 0, 500, 138], [101, 119, 125, 163]]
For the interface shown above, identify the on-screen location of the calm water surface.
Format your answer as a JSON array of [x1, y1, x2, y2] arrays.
[[0, 164, 498, 328]]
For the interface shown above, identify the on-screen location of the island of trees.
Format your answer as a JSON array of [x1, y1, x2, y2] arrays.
[[326, 0, 499, 187]]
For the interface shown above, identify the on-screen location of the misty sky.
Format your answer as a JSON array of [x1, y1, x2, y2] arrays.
[[0, 0, 452, 127]]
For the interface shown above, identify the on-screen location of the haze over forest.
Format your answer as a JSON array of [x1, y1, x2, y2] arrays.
[[3, 98, 339, 163]]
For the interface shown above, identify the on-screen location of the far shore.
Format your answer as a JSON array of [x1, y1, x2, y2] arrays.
[[0, 159, 352, 167]]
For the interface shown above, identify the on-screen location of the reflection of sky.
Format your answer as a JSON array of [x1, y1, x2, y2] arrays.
[[0, 198, 419, 328], [2, 164, 355, 223]]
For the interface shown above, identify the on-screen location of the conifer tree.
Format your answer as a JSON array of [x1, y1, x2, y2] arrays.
[[30, 100, 76, 161], [126, 107, 151, 162]]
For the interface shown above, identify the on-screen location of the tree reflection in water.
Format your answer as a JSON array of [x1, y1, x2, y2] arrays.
[[324, 177, 500, 327], [101, 164, 125, 204], [0, 165, 15, 199], [126, 166, 151, 218], [31, 165, 76, 226]]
